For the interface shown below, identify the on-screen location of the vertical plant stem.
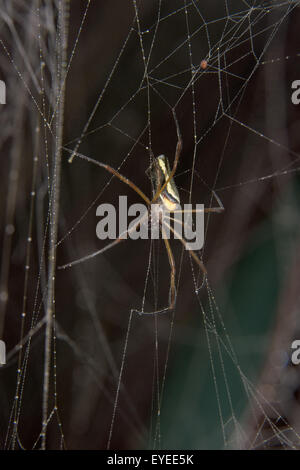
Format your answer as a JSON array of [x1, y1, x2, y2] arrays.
[[41, 0, 69, 450]]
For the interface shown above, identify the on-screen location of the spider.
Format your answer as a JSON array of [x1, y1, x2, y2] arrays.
[[59, 109, 224, 315]]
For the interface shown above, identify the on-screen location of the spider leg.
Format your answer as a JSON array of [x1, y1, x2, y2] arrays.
[[163, 220, 207, 275], [172, 190, 224, 214], [132, 228, 176, 316], [163, 214, 208, 288], [163, 234, 176, 310], [173, 208, 220, 214], [58, 212, 148, 270], [63, 147, 151, 206], [58, 236, 126, 270]]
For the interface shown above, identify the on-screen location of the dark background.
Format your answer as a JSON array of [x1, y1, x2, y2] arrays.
[[0, 0, 300, 449]]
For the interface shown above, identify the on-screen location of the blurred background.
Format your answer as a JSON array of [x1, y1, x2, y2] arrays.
[[1, 0, 300, 449]]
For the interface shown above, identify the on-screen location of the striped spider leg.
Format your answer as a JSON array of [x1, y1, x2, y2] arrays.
[[59, 110, 224, 315]]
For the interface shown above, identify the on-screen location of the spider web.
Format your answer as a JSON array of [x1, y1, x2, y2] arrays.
[[1, 0, 300, 450]]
